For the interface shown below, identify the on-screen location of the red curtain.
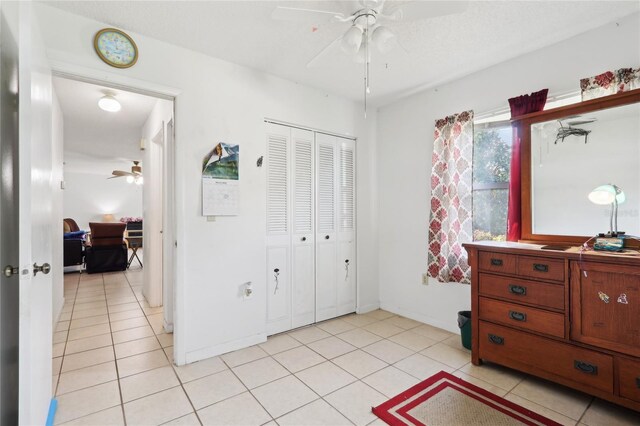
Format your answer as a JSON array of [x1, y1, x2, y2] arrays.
[[506, 89, 548, 241]]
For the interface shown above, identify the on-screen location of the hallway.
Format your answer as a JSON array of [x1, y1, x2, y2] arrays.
[[53, 267, 174, 424]]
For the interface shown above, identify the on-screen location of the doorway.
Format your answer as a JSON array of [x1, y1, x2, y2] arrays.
[[52, 75, 177, 405]]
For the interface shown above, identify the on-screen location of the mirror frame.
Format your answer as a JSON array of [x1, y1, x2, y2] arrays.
[[515, 88, 640, 245]]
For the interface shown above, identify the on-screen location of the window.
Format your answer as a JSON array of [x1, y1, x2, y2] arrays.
[[472, 121, 512, 241]]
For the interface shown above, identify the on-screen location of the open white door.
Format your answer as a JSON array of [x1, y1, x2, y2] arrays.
[[6, 3, 55, 424], [1, 3, 22, 423]]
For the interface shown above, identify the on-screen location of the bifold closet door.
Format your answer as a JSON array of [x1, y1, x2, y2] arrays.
[[266, 123, 291, 335], [266, 123, 355, 334], [290, 128, 315, 328], [315, 133, 339, 322], [337, 138, 356, 315]]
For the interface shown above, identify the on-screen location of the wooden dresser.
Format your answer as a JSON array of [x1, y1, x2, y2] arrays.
[[463, 241, 640, 412]]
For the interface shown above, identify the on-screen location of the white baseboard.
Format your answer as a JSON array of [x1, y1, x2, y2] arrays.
[[357, 302, 380, 314], [163, 319, 174, 333], [379, 303, 460, 335], [183, 333, 267, 365]]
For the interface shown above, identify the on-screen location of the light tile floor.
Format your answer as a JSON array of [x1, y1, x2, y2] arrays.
[[54, 270, 640, 425]]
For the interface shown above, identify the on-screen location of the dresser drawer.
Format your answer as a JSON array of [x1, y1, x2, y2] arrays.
[[479, 251, 517, 275], [479, 321, 613, 393], [479, 297, 565, 338], [618, 357, 640, 403], [517, 256, 565, 282], [479, 273, 564, 310]]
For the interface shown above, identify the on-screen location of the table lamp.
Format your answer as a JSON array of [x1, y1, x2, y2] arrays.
[[588, 184, 625, 251]]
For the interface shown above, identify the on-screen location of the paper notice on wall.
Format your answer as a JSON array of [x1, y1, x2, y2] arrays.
[[202, 178, 239, 216], [202, 142, 239, 216]]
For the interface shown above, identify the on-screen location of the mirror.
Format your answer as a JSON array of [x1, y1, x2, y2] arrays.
[[531, 102, 639, 237], [520, 89, 640, 243]]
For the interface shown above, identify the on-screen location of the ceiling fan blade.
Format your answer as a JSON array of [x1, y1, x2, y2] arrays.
[[382, 0, 469, 22], [271, 6, 345, 23], [340, 1, 366, 15], [111, 170, 134, 177], [307, 35, 344, 68]]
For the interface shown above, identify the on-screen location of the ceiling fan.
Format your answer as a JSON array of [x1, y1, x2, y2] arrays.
[[272, 0, 469, 113], [109, 161, 143, 184]]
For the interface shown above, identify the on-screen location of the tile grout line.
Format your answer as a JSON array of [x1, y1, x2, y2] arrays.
[[54, 272, 80, 396], [221, 357, 276, 424], [122, 269, 204, 426], [101, 272, 129, 426]]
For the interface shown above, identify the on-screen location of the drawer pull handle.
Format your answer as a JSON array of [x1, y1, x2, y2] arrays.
[[490, 258, 503, 266], [574, 360, 598, 375], [533, 263, 549, 272], [509, 311, 527, 322], [488, 334, 504, 345], [508, 285, 527, 296], [636, 377, 640, 389]]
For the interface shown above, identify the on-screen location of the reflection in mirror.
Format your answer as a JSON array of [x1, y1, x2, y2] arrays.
[[531, 102, 640, 237]]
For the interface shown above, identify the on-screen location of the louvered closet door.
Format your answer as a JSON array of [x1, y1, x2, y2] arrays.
[[290, 128, 315, 328], [337, 138, 356, 316], [315, 133, 339, 322], [266, 123, 291, 335]]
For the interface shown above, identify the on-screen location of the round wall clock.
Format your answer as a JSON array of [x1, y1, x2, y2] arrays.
[[94, 28, 138, 68]]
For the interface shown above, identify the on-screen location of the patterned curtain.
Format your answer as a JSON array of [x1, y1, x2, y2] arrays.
[[581, 67, 640, 100], [427, 110, 474, 284]]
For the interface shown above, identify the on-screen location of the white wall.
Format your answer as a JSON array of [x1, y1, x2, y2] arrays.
[[52, 91, 64, 322], [376, 13, 640, 333], [63, 155, 143, 231], [35, 4, 378, 365]]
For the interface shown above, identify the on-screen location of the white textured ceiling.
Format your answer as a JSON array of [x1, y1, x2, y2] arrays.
[[53, 76, 159, 171], [46, 1, 639, 106]]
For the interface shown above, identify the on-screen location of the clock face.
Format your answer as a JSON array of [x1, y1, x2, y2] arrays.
[[94, 29, 138, 68]]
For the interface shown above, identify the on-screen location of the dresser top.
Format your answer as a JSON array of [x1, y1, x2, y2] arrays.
[[463, 241, 640, 266]]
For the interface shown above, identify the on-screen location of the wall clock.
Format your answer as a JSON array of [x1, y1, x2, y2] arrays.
[[94, 28, 138, 68]]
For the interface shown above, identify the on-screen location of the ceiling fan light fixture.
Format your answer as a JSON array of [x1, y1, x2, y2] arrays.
[[135, 176, 143, 185], [98, 95, 121, 112], [341, 25, 363, 54], [126, 175, 134, 184], [371, 25, 396, 53], [354, 42, 371, 64]]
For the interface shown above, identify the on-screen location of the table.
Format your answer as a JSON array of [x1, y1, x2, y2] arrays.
[[126, 236, 143, 268]]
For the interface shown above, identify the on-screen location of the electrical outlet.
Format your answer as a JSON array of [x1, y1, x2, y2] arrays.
[[421, 273, 429, 285], [243, 281, 253, 300]]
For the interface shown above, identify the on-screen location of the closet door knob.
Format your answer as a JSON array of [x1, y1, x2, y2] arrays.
[[301, 237, 306, 242], [325, 235, 330, 240]]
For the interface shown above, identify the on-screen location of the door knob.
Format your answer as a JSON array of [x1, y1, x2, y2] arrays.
[[301, 237, 306, 242], [3, 265, 18, 278], [325, 235, 330, 240], [33, 263, 51, 276]]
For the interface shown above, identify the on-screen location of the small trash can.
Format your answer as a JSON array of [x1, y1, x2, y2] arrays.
[[457, 310, 472, 350]]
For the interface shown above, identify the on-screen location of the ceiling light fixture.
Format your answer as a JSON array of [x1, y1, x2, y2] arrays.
[[271, 0, 470, 118], [341, 25, 364, 54], [98, 95, 121, 112], [371, 25, 396, 54]]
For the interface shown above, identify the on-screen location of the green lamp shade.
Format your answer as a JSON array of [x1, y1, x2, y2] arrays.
[[588, 184, 625, 205]]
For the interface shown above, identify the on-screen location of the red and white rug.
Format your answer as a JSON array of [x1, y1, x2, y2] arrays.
[[372, 371, 561, 426]]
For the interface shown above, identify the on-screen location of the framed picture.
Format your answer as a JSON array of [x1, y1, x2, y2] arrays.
[[94, 28, 138, 69]]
